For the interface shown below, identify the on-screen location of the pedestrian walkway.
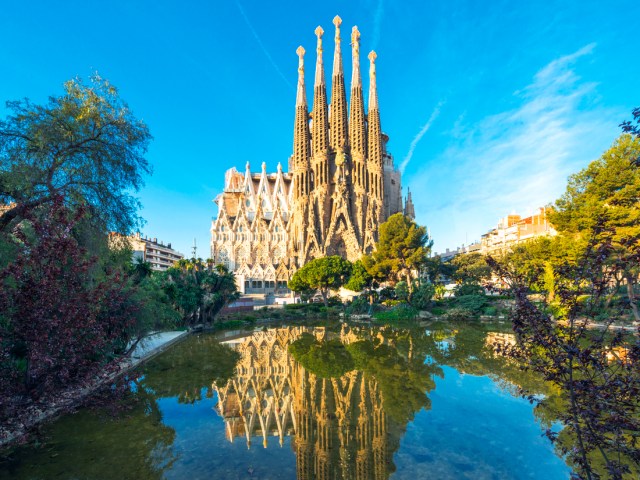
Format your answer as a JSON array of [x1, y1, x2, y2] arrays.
[[129, 331, 189, 366]]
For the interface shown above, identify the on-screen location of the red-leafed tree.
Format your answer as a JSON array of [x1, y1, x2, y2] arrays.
[[0, 199, 135, 416]]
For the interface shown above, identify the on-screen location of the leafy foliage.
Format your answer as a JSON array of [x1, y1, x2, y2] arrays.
[[551, 133, 640, 322], [288, 256, 352, 306], [0, 201, 136, 419], [410, 282, 435, 310], [449, 252, 492, 285], [344, 259, 373, 292], [454, 294, 488, 314], [161, 259, 240, 326], [0, 75, 152, 234], [363, 213, 431, 288], [488, 131, 640, 478], [454, 283, 484, 297]]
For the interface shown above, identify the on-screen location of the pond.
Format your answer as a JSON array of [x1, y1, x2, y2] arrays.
[[0, 323, 571, 479]]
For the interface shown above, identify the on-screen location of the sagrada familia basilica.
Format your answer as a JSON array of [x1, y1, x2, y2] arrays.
[[210, 16, 414, 294]]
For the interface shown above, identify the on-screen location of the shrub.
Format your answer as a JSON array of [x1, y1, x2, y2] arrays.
[[284, 303, 306, 311], [455, 294, 488, 314], [483, 306, 498, 316], [454, 283, 484, 297], [411, 283, 435, 310], [445, 307, 474, 322], [395, 281, 409, 301], [374, 303, 418, 322]]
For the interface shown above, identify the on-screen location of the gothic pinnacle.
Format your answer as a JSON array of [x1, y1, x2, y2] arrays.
[[296, 46, 306, 106], [312, 24, 329, 158], [314, 26, 325, 87], [351, 26, 361, 88], [332, 15, 343, 77], [368, 50, 378, 110], [330, 15, 348, 151], [349, 24, 366, 161]]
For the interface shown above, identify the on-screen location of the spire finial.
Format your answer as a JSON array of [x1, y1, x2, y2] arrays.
[[351, 25, 360, 46], [314, 26, 325, 87], [368, 50, 378, 109], [296, 46, 306, 106], [332, 16, 343, 77], [333, 15, 342, 30], [351, 26, 362, 89]]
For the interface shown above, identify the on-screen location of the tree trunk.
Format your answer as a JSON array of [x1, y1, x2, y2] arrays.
[[623, 272, 640, 322], [321, 289, 328, 307], [604, 274, 622, 309], [0, 199, 48, 231]]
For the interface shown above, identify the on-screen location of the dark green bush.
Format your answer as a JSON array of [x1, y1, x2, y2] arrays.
[[374, 303, 418, 322], [411, 283, 435, 310], [483, 306, 498, 316], [454, 294, 488, 314], [445, 307, 474, 321], [454, 283, 484, 297]]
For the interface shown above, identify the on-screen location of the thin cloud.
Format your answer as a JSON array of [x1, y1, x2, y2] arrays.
[[235, 1, 293, 89], [400, 101, 444, 174], [371, 0, 384, 50], [409, 43, 623, 252]]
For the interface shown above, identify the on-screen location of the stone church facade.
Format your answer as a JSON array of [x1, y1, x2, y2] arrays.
[[210, 16, 414, 295]]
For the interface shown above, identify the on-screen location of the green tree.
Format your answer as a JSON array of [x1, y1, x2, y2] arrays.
[[162, 258, 240, 326], [423, 255, 455, 284], [448, 252, 491, 285], [0, 75, 152, 234], [551, 133, 640, 321], [364, 213, 431, 290], [344, 259, 373, 292], [288, 256, 352, 306]]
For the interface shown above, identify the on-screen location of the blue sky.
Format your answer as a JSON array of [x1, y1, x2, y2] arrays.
[[1, 0, 638, 256]]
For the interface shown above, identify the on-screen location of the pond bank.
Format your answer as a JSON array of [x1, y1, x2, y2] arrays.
[[0, 330, 190, 448]]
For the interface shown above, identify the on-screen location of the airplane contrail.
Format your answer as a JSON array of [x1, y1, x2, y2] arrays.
[[235, 1, 293, 89]]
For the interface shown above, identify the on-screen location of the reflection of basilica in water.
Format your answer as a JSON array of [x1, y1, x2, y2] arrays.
[[213, 326, 399, 480]]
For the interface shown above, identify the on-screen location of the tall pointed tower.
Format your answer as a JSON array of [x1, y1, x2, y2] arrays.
[[323, 16, 361, 261], [349, 26, 367, 242], [288, 46, 312, 266], [367, 50, 385, 225], [310, 26, 330, 251], [329, 15, 349, 155]]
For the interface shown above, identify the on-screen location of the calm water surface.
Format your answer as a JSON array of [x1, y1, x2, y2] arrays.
[[0, 323, 571, 479]]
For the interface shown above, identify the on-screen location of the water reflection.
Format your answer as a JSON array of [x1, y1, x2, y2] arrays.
[[0, 323, 572, 480], [213, 325, 441, 479]]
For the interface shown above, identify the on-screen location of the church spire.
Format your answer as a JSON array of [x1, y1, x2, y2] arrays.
[[404, 188, 416, 219], [296, 46, 307, 107], [367, 50, 383, 202], [349, 26, 366, 182], [329, 15, 348, 152], [293, 46, 311, 198], [312, 26, 329, 171]]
